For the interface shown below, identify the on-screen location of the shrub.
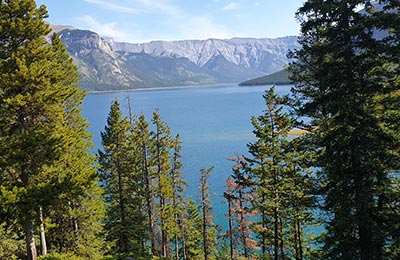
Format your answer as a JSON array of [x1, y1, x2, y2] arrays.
[[38, 253, 87, 260]]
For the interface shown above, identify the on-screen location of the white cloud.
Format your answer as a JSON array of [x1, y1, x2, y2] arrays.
[[79, 0, 239, 42], [83, 0, 142, 14], [178, 15, 235, 40], [124, 0, 235, 41], [78, 15, 128, 40], [222, 2, 240, 11], [125, 0, 180, 16]]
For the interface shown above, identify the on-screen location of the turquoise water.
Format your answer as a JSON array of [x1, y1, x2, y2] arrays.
[[82, 83, 293, 228]]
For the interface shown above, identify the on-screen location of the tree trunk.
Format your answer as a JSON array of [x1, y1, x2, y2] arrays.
[[39, 206, 47, 256], [274, 192, 279, 260], [21, 165, 38, 260], [226, 195, 233, 260], [297, 218, 303, 260], [239, 190, 248, 258], [202, 189, 208, 260], [180, 214, 188, 260], [172, 197, 180, 260], [142, 141, 156, 256], [261, 201, 267, 255], [155, 123, 169, 258], [24, 218, 38, 260], [116, 159, 128, 252], [160, 196, 168, 258], [201, 183, 208, 260], [294, 218, 299, 260], [279, 218, 285, 259]]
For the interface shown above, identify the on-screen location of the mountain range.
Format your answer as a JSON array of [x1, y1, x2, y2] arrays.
[[50, 25, 299, 91]]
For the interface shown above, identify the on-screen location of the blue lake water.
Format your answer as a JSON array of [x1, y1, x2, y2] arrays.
[[82, 83, 293, 228]]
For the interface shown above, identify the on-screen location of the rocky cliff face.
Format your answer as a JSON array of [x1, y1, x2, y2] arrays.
[[56, 27, 299, 91], [59, 29, 138, 90], [110, 36, 298, 73]]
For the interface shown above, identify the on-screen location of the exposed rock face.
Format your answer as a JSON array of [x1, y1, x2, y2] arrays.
[[55, 27, 299, 91], [59, 29, 138, 90], [51, 0, 392, 91], [110, 36, 299, 73]]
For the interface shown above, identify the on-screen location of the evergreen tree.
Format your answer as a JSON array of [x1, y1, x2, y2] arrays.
[[247, 87, 314, 259], [0, 1, 103, 259], [0, 221, 25, 259], [98, 107, 190, 258], [150, 110, 174, 258], [168, 134, 188, 260], [247, 87, 292, 259], [372, 3, 400, 256], [98, 100, 146, 256], [199, 167, 217, 260], [44, 33, 104, 259], [289, 1, 400, 259], [183, 199, 204, 260], [135, 113, 157, 256], [223, 156, 258, 259], [0, 2, 54, 258], [282, 137, 316, 260]]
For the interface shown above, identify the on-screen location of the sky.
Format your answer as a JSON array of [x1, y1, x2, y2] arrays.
[[35, 0, 306, 43]]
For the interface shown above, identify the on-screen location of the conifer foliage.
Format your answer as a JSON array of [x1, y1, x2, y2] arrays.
[[223, 156, 258, 259], [0, 1, 103, 259], [289, 0, 400, 259], [1, 1, 399, 259], [245, 87, 315, 259], [98, 104, 191, 259], [98, 100, 146, 255]]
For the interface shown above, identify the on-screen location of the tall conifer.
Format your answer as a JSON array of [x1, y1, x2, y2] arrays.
[[289, 1, 400, 258], [223, 156, 258, 259], [98, 100, 147, 256], [43, 33, 104, 259], [247, 87, 314, 259], [150, 111, 174, 258], [0, 1, 103, 259], [199, 167, 217, 260]]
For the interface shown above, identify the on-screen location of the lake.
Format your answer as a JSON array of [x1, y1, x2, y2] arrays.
[[82, 83, 293, 228]]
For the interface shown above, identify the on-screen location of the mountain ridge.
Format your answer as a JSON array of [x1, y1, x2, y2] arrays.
[[109, 36, 298, 71], [54, 25, 299, 91]]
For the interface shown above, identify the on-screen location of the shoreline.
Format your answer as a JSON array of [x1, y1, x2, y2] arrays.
[[85, 82, 242, 94]]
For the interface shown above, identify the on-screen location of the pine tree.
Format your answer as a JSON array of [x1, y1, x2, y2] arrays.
[[98, 107, 190, 258], [223, 156, 258, 259], [282, 137, 316, 260], [150, 110, 174, 258], [199, 167, 217, 260], [0, 221, 25, 259], [246, 87, 314, 259], [183, 199, 204, 260], [0, 2, 54, 258], [98, 100, 146, 256], [168, 134, 188, 260], [289, 1, 400, 259], [247, 87, 292, 259], [371, 3, 400, 256], [0, 1, 103, 259], [135, 113, 157, 256], [43, 33, 104, 259]]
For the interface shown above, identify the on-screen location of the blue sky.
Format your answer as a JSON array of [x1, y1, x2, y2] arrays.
[[36, 0, 305, 43]]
